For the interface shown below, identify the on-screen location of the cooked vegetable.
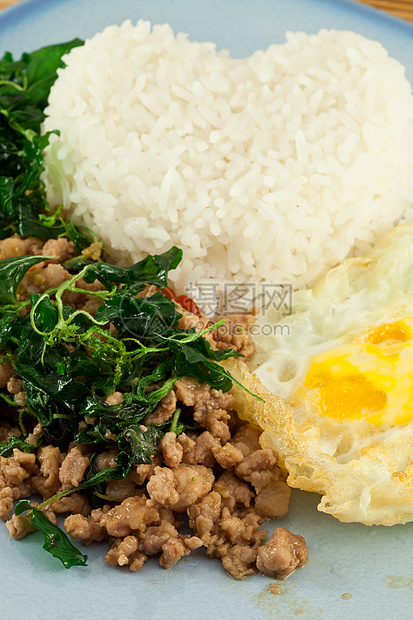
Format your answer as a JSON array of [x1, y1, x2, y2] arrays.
[[14, 499, 88, 569], [2, 246, 241, 445], [0, 38, 95, 248], [0, 40, 259, 570], [0, 254, 53, 304], [1, 245, 248, 567]]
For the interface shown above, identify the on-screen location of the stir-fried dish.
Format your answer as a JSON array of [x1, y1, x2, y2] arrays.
[[0, 40, 307, 579]]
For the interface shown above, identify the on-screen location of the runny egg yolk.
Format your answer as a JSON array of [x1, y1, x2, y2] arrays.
[[294, 318, 413, 426]]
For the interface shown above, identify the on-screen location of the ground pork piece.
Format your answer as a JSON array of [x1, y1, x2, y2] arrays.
[[94, 447, 118, 471], [213, 471, 254, 512], [0, 449, 37, 520], [38, 263, 72, 290], [127, 454, 161, 487], [0, 358, 16, 389], [235, 448, 278, 493], [178, 431, 220, 468], [25, 423, 42, 447], [221, 544, 258, 580], [256, 528, 308, 579], [130, 463, 155, 486], [99, 495, 160, 538], [60, 289, 85, 309], [104, 430, 117, 443], [106, 535, 140, 567], [81, 296, 104, 316], [157, 506, 179, 526], [67, 441, 91, 457], [24, 236, 44, 256], [30, 445, 61, 498], [37, 445, 61, 486], [50, 491, 91, 516], [182, 534, 204, 552], [110, 533, 138, 559], [175, 378, 235, 412], [6, 377, 23, 395], [160, 432, 183, 468], [178, 312, 208, 332], [105, 391, 124, 406], [0, 487, 15, 521], [187, 491, 222, 524], [147, 464, 214, 512], [64, 511, 108, 545], [59, 446, 90, 490], [191, 431, 219, 467], [140, 521, 202, 569], [175, 377, 235, 440], [0, 422, 21, 443], [230, 424, 262, 457], [139, 521, 179, 556], [178, 431, 219, 467], [142, 389, 177, 426], [0, 235, 30, 259], [38, 504, 59, 526], [220, 508, 267, 547], [0, 449, 37, 481], [13, 391, 26, 406], [255, 478, 291, 519], [146, 467, 183, 511], [105, 478, 137, 502], [6, 511, 36, 539], [187, 491, 222, 546], [159, 535, 202, 570], [212, 442, 244, 469], [58, 275, 106, 310], [75, 276, 106, 293], [130, 553, 148, 572], [212, 314, 255, 358], [41, 237, 74, 263], [19, 263, 71, 299], [177, 433, 197, 464], [205, 408, 231, 442]]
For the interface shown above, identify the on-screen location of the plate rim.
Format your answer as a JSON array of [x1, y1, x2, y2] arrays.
[[1, 0, 413, 35]]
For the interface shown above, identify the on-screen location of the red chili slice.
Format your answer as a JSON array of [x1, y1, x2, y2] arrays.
[[159, 287, 202, 317]]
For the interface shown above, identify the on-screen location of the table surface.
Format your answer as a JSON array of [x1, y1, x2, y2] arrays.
[[0, 0, 412, 21]]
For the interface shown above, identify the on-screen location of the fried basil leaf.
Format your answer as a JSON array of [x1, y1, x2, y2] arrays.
[[83, 246, 182, 291], [0, 436, 38, 457], [0, 255, 47, 304], [118, 424, 164, 465], [14, 499, 87, 569]]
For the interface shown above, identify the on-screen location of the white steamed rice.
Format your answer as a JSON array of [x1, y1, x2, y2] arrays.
[[42, 20, 413, 292]]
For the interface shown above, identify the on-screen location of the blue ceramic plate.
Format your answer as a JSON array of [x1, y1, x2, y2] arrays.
[[1, 1, 413, 618]]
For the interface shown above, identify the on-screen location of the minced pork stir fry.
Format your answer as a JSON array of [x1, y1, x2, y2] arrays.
[[0, 233, 307, 579], [0, 39, 307, 580]]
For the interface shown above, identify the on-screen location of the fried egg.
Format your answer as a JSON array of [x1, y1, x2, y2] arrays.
[[228, 223, 413, 525]]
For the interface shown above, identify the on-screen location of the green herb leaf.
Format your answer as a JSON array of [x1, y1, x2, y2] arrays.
[[14, 499, 87, 569], [17, 197, 66, 239], [0, 39, 93, 249], [0, 40, 83, 136], [83, 246, 182, 292], [118, 424, 164, 465], [0, 436, 38, 457], [0, 254, 48, 304], [23, 40, 84, 110], [76, 398, 150, 446], [81, 451, 132, 488]]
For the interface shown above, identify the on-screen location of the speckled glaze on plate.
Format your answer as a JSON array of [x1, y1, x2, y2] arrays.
[[1, 1, 413, 618]]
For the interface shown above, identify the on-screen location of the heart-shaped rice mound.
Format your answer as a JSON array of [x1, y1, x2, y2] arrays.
[[42, 20, 413, 292]]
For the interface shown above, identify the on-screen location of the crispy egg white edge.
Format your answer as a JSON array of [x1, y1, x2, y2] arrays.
[[241, 223, 413, 525]]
